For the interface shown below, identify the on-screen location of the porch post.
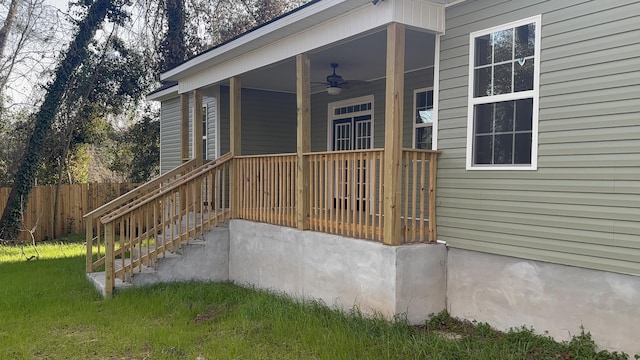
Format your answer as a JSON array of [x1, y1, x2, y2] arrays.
[[230, 77, 241, 218], [180, 93, 190, 162], [193, 89, 204, 166], [382, 22, 405, 246], [296, 53, 311, 230]]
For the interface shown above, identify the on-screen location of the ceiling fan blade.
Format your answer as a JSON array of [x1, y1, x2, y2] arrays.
[[342, 79, 368, 89]]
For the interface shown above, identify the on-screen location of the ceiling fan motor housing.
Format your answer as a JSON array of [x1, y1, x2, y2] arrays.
[[326, 63, 345, 87]]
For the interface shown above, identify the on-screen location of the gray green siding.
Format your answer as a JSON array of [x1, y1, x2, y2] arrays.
[[219, 87, 297, 155], [438, 0, 640, 275], [159, 94, 217, 174], [159, 96, 181, 174]]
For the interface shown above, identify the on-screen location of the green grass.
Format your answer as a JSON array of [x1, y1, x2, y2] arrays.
[[0, 241, 631, 360]]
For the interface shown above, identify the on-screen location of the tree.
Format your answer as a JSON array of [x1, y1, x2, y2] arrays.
[[109, 108, 160, 182], [0, 0, 68, 115], [0, 0, 130, 240], [158, 0, 186, 71], [0, 0, 20, 55]]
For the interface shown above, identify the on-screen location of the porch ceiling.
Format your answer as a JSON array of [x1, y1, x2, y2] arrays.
[[222, 28, 436, 94]]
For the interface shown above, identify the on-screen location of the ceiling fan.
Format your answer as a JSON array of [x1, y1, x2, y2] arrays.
[[313, 63, 367, 95]]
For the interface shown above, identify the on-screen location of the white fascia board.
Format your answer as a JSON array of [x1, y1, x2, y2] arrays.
[[176, 0, 445, 94], [161, 0, 371, 82], [146, 85, 179, 101]]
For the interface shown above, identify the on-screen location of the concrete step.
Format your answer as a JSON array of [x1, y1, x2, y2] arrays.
[[87, 225, 230, 297]]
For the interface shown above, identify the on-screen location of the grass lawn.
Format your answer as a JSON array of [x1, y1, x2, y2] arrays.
[[0, 238, 630, 359]]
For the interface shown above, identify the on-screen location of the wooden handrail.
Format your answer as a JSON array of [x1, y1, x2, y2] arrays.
[[84, 159, 198, 219], [401, 148, 442, 154], [100, 153, 233, 224], [303, 149, 384, 156], [235, 153, 297, 159]]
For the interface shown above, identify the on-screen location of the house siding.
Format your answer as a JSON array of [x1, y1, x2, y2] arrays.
[[438, 0, 640, 275], [219, 87, 297, 155], [204, 96, 217, 160], [160, 94, 218, 174], [159, 96, 182, 174]]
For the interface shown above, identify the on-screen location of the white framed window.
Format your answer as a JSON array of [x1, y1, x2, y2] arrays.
[[413, 87, 434, 149], [466, 15, 541, 170]]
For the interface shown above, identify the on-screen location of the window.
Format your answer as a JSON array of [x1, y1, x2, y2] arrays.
[[414, 88, 434, 149], [466, 15, 541, 170]]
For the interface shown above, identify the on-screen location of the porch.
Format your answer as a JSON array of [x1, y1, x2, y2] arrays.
[[84, 146, 440, 297], [86, 1, 447, 300]]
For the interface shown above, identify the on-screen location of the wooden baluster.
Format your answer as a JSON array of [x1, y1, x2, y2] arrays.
[[419, 152, 427, 242], [85, 214, 93, 272], [104, 221, 115, 298], [428, 152, 438, 242]]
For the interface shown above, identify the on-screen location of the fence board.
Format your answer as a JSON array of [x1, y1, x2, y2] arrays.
[[0, 183, 139, 242]]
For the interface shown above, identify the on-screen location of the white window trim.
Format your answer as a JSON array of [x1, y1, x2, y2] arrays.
[[202, 103, 208, 160], [326, 95, 375, 151], [413, 87, 435, 150], [213, 86, 221, 159], [465, 15, 542, 171], [432, 34, 441, 150]]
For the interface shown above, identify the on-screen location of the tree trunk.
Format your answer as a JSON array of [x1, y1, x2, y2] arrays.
[[0, 0, 117, 240], [0, 0, 20, 56], [159, 0, 186, 71]]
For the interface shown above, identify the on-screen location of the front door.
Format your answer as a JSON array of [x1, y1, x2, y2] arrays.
[[329, 96, 373, 211]]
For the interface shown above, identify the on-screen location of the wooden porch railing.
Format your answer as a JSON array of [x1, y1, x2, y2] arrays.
[[307, 149, 385, 242], [89, 154, 232, 296], [401, 149, 439, 243], [84, 159, 198, 273], [304, 149, 439, 243], [236, 154, 297, 227]]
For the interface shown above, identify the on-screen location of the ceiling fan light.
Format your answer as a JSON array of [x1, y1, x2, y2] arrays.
[[327, 86, 342, 95]]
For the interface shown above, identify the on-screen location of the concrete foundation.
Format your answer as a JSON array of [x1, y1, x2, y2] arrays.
[[229, 220, 447, 324], [447, 248, 640, 356]]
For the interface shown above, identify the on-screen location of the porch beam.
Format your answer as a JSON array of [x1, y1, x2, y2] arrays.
[[296, 53, 311, 230], [193, 89, 204, 166], [180, 93, 190, 162], [230, 77, 241, 218], [382, 22, 405, 246]]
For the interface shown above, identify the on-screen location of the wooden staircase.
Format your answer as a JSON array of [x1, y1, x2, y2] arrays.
[[84, 154, 233, 297]]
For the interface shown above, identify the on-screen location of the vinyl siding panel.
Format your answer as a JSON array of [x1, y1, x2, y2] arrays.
[[205, 96, 217, 159], [438, 0, 640, 275], [160, 94, 218, 174], [159, 96, 181, 174], [219, 87, 297, 155]]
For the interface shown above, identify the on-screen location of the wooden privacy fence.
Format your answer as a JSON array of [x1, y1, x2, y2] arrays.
[[0, 183, 139, 242]]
